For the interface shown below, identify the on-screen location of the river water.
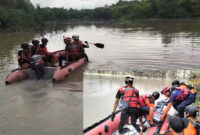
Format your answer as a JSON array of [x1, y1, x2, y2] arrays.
[[0, 20, 200, 134]]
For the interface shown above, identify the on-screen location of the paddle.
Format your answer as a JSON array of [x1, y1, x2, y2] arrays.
[[88, 42, 104, 49]]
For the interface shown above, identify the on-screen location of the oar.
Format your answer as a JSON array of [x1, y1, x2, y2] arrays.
[[88, 42, 104, 49]]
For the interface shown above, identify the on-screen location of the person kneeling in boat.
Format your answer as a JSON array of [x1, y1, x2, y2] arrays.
[[18, 43, 31, 69], [139, 91, 160, 131], [30, 39, 40, 56], [111, 75, 143, 135], [36, 38, 52, 64], [69, 35, 89, 61], [160, 83, 195, 120], [30, 55, 45, 80]]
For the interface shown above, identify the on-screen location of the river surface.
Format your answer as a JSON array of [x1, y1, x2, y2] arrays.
[[1, 20, 200, 134], [0, 32, 83, 135]]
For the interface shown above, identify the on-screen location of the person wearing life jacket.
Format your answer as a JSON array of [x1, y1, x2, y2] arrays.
[[18, 43, 31, 69], [30, 39, 39, 56], [30, 55, 45, 80], [36, 38, 52, 63], [187, 84, 197, 97], [139, 91, 160, 131], [111, 75, 143, 135], [58, 37, 72, 67], [183, 105, 199, 135], [66, 35, 89, 62], [160, 83, 195, 120], [160, 116, 185, 135], [160, 106, 199, 135], [180, 82, 188, 89]]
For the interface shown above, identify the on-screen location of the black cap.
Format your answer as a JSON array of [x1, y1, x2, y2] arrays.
[[172, 80, 180, 86], [32, 40, 40, 46], [41, 38, 48, 44], [152, 91, 160, 100], [21, 43, 29, 50]]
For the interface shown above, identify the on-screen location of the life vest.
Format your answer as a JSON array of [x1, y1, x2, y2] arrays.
[[180, 85, 187, 89], [69, 41, 84, 58], [140, 94, 148, 107], [18, 50, 30, 69], [36, 45, 49, 57], [139, 94, 154, 107], [30, 45, 38, 56], [119, 86, 140, 108], [183, 118, 198, 135], [174, 87, 190, 101]]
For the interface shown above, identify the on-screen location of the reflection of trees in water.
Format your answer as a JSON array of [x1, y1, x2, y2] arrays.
[[161, 35, 172, 46]]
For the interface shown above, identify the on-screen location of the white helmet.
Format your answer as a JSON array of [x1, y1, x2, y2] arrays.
[[125, 75, 134, 83]]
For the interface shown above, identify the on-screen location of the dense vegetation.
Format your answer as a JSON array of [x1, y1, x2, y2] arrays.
[[0, 0, 200, 28]]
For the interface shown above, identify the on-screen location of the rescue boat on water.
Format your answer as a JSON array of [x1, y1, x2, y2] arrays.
[[5, 50, 87, 84], [84, 100, 169, 135]]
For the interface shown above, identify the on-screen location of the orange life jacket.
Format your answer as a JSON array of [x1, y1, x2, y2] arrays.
[[36, 45, 50, 57], [18, 50, 30, 69], [119, 86, 140, 108], [174, 87, 190, 101], [69, 41, 84, 58], [183, 118, 197, 135], [139, 94, 154, 107], [140, 94, 148, 107]]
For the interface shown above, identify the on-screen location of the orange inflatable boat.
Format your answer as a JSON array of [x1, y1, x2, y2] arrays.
[[53, 57, 87, 82]]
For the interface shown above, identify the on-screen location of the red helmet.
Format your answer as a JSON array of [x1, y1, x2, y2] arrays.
[[64, 37, 72, 43], [161, 86, 170, 94]]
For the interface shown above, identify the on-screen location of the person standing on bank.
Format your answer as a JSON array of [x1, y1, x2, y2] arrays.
[[111, 75, 143, 135]]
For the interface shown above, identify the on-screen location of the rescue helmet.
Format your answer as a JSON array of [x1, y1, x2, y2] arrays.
[[161, 86, 170, 94], [125, 75, 134, 85], [41, 38, 48, 44], [172, 80, 180, 86], [64, 37, 72, 44], [32, 40, 40, 46], [21, 43, 29, 50], [180, 82, 186, 86], [184, 105, 199, 117], [152, 91, 160, 100], [72, 35, 79, 41], [187, 84, 194, 89]]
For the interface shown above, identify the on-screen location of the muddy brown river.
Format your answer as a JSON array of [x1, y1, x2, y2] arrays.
[[0, 20, 200, 134]]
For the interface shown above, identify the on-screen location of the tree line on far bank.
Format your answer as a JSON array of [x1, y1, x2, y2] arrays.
[[0, 0, 200, 28]]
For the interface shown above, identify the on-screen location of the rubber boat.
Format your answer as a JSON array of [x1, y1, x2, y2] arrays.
[[5, 50, 87, 84], [84, 110, 122, 135], [53, 57, 87, 82], [84, 100, 169, 135]]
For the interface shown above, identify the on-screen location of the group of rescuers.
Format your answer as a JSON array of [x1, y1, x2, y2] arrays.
[[112, 75, 199, 135], [17, 35, 89, 79]]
